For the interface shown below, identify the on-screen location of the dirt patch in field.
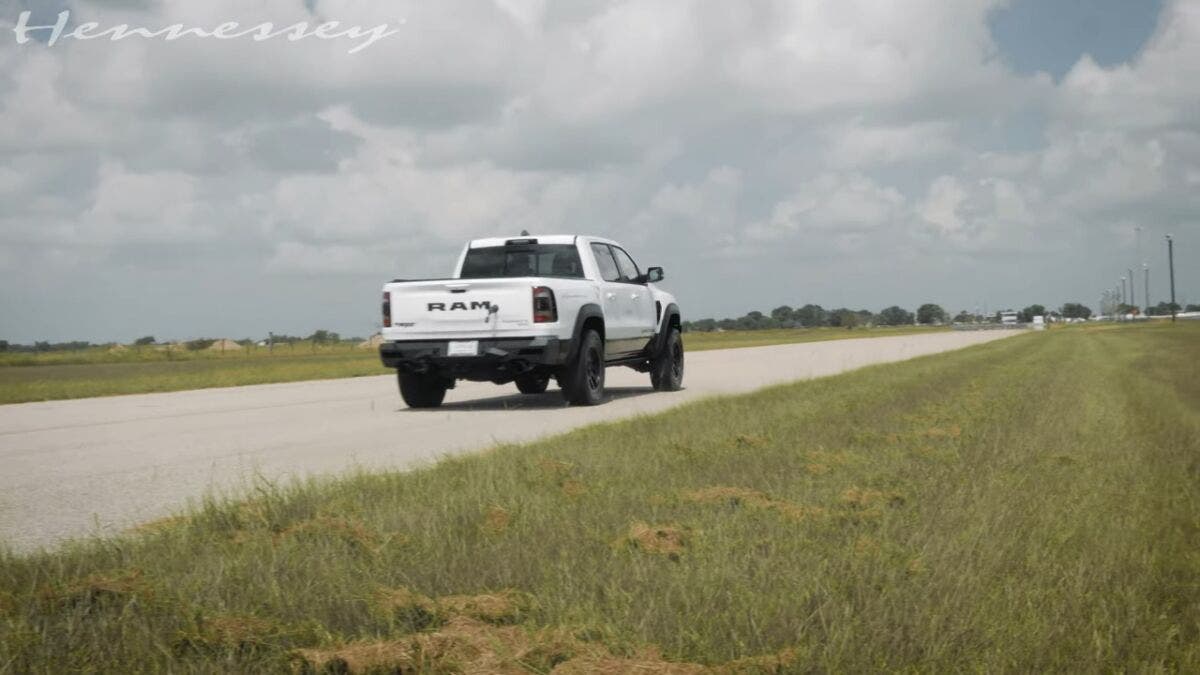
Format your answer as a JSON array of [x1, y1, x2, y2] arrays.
[[302, 586, 802, 674], [560, 646, 800, 674], [375, 587, 535, 626], [920, 425, 962, 439], [532, 458, 587, 497], [624, 522, 689, 559], [174, 614, 283, 654], [40, 569, 151, 610], [278, 516, 381, 552], [683, 486, 826, 522], [292, 617, 592, 674], [536, 457, 574, 479], [553, 649, 709, 674], [837, 487, 906, 522], [439, 590, 534, 625], [805, 448, 854, 467], [374, 587, 441, 629], [840, 487, 905, 510], [481, 506, 512, 535], [561, 479, 588, 497], [293, 616, 798, 674], [293, 639, 417, 674], [720, 648, 801, 673], [853, 536, 881, 557], [207, 339, 243, 351]]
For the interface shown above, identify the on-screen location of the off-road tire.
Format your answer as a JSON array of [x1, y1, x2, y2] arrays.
[[650, 327, 684, 391], [560, 330, 605, 405], [398, 372, 448, 408], [515, 373, 550, 394]]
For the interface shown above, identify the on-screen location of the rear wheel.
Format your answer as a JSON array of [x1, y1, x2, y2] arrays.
[[560, 330, 605, 405], [650, 327, 684, 391], [398, 372, 448, 408], [515, 373, 550, 394]]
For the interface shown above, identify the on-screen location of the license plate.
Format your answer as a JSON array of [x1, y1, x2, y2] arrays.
[[446, 340, 478, 357]]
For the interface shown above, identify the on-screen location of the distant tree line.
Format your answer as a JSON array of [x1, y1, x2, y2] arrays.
[[0, 329, 369, 353], [680, 300, 1139, 333], [683, 304, 938, 332], [265, 331, 365, 345], [1145, 302, 1200, 316], [0, 340, 96, 353], [1060, 303, 1092, 320]]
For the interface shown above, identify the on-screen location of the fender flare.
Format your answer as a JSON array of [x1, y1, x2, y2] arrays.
[[565, 303, 605, 365], [651, 303, 681, 356]]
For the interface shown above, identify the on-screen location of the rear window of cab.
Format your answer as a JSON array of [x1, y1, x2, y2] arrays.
[[459, 244, 585, 279]]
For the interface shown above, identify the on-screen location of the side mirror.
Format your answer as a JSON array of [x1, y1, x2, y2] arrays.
[[644, 266, 664, 283]]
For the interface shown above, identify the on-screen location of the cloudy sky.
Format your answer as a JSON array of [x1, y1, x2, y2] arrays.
[[1, 0, 1195, 343]]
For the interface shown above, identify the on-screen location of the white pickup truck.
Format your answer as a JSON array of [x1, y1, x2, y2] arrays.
[[379, 235, 683, 407]]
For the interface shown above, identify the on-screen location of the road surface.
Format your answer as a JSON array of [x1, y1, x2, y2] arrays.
[[0, 331, 1013, 552]]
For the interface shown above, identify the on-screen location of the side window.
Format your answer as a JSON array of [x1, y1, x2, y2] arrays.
[[590, 243, 621, 282], [610, 247, 641, 282]]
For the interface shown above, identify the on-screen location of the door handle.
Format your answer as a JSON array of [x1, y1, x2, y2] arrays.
[[606, 292, 617, 299], [630, 293, 640, 299]]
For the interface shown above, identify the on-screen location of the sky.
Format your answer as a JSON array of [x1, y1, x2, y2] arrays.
[[0, 0, 1195, 343]]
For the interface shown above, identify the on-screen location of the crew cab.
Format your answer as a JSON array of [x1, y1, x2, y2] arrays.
[[379, 235, 683, 407]]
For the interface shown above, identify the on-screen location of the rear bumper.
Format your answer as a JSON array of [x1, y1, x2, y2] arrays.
[[379, 336, 571, 380]]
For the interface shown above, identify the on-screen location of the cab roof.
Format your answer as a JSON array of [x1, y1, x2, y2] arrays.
[[467, 234, 616, 248]]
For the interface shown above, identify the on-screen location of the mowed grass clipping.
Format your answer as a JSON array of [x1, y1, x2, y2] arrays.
[[2, 323, 1197, 672], [0, 326, 948, 404]]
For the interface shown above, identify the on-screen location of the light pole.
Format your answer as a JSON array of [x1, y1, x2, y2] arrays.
[[1128, 268, 1136, 315], [1144, 264, 1150, 315], [1166, 234, 1176, 322], [1136, 225, 1143, 272], [1120, 277, 1127, 306]]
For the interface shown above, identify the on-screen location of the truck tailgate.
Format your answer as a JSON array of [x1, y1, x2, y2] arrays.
[[386, 279, 535, 337]]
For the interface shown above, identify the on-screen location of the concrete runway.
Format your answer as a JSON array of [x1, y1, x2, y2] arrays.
[[0, 331, 1012, 552]]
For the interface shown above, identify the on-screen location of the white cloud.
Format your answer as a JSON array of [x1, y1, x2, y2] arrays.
[[920, 175, 969, 237], [0, 49, 105, 151], [757, 173, 906, 239], [265, 241, 379, 275], [84, 163, 212, 243], [822, 119, 958, 168]]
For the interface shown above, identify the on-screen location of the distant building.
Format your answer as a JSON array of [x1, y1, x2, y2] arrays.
[[1000, 310, 1019, 325]]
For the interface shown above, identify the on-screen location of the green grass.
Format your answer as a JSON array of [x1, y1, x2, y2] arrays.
[[0, 327, 948, 405], [3, 323, 1196, 671], [0, 353, 390, 404]]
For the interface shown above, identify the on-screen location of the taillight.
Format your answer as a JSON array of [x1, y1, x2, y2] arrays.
[[532, 286, 557, 323], [382, 291, 392, 327]]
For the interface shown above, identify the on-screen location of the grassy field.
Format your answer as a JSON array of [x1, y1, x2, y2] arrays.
[[0, 326, 947, 405], [1, 322, 1195, 671]]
